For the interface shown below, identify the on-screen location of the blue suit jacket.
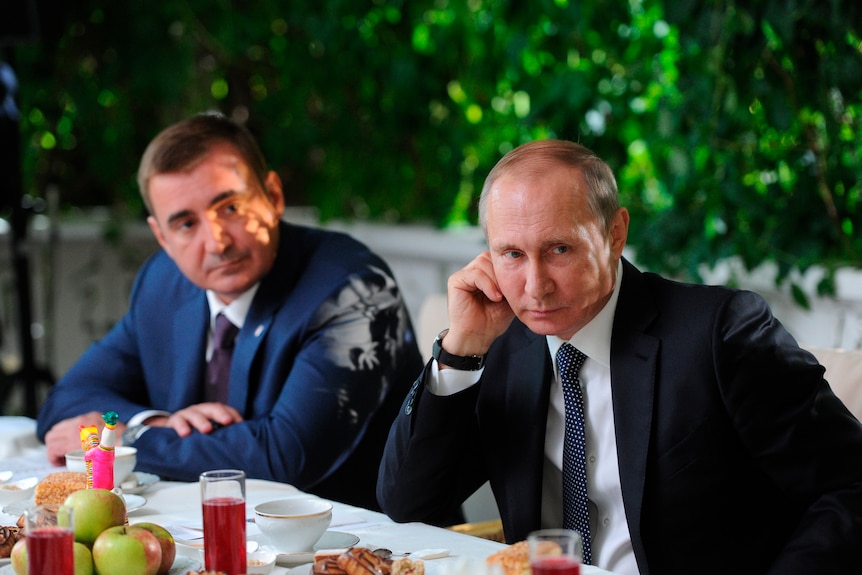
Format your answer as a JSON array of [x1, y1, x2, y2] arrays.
[[379, 258, 862, 573], [38, 222, 423, 510]]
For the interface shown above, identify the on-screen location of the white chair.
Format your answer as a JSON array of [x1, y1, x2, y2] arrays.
[[801, 344, 862, 421]]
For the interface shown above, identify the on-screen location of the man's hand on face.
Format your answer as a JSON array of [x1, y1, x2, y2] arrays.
[[45, 411, 124, 466], [145, 402, 243, 437], [443, 251, 516, 359]]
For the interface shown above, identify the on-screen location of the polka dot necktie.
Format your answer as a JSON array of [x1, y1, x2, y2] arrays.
[[206, 313, 239, 404], [557, 342, 592, 565]]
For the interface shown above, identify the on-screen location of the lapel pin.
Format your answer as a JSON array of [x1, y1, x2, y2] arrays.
[[254, 324, 264, 337]]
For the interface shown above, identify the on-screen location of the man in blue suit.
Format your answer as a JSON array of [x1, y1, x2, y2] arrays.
[[378, 139, 862, 572], [37, 113, 423, 510]]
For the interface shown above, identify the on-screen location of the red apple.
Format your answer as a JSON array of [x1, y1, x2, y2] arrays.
[[9, 538, 26, 575], [63, 488, 126, 545], [10, 539, 93, 575], [134, 522, 176, 575], [92, 525, 162, 575]]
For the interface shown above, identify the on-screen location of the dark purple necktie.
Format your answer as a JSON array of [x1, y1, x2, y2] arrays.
[[205, 313, 239, 404], [558, 342, 592, 564]]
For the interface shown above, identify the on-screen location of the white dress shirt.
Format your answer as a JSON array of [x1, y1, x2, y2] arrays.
[[430, 261, 637, 575], [127, 284, 260, 427]]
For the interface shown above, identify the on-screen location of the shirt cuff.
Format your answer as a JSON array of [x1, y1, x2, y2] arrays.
[[428, 359, 483, 396], [127, 410, 170, 427]]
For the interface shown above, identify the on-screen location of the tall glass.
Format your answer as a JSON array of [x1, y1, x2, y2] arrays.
[[528, 528, 582, 575], [200, 469, 247, 575], [25, 504, 74, 575]]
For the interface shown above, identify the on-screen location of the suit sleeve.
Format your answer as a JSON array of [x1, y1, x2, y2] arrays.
[[36, 258, 162, 439], [377, 361, 488, 524], [126, 264, 422, 494], [714, 291, 862, 572]]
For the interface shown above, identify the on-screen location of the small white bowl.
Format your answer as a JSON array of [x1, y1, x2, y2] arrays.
[[245, 551, 277, 574], [0, 476, 38, 506], [65, 446, 138, 484], [253, 498, 333, 553], [196, 545, 275, 574]]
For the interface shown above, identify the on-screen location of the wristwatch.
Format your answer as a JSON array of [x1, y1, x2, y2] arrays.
[[431, 329, 486, 371], [121, 424, 150, 447]]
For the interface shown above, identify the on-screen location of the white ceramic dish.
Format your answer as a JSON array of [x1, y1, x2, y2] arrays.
[[250, 531, 360, 567], [253, 498, 332, 554], [0, 477, 38, 506], [2, 492, 146, 517], [196, 549, 277, 574]]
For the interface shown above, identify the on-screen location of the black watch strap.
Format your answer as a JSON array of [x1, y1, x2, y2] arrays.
[[432, 329, 486, 371]]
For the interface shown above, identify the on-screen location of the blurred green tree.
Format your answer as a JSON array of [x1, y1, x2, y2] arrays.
[[8, 0, 862, 299]]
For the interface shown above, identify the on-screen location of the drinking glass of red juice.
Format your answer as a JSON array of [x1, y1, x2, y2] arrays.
[[200, 469, 247, 575], [528, 528, 583, 575], [25, 503, 74, 575]]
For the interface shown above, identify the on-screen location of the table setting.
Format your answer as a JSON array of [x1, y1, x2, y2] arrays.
[[0, 416, 617, 575]]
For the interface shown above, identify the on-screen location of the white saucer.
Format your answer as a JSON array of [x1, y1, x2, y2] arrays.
[[124, 493, 147, 513], [120, 472, 160, 495], [252, 530, 360, 566], [2, 492, 146, 517]]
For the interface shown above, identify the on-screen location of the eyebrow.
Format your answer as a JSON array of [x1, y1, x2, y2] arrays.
[[164, 190, 240, 227]]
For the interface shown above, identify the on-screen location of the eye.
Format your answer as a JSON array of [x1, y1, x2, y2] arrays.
[[171, 217, 196, 232], [552, 245, 569, 255], [502, 250, 523, 260]]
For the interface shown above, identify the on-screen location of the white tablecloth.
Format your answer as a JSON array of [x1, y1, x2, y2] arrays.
[[0, 417, 617, 574]]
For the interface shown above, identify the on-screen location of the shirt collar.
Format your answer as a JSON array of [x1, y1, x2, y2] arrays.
[[547, 259, 624, 369], [206, 284, 260, 331]]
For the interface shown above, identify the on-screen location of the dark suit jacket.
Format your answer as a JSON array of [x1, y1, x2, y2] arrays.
[[37, 222, 423, 510], [378, 259, 862, 573]]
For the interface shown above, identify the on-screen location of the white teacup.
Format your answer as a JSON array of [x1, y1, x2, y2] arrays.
[[253, 498, 333, 553], [65, 446, 138, 484]]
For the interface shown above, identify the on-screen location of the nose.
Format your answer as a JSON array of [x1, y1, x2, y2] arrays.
[[524, 260, 553, 299], [203, 215, 231, 254]]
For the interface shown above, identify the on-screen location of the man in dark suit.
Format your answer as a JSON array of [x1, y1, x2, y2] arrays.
[[37, 113, 423, 510], [378, 139, 862, 573]]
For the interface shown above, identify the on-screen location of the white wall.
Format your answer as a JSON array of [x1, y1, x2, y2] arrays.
[[1, 213, 861, 385]]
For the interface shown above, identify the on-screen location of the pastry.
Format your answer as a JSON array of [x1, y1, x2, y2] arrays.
[[33, 471, 88, 505], [336, 547, 388, 575], [313, 549, 348, 574], [332, 548, 424, 575], [486, 541, 530, 575], [486, 540, 561, 575], [0, 526, 23, 559]]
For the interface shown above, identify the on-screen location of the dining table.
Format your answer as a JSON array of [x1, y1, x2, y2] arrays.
[[0, 416, 619, 575]]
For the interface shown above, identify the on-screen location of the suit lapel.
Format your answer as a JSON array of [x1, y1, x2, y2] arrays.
[[172, 295, 209, 409], [228, 224, 297, 412], [229, 298, 275, 412], [499, 326, 552, 539], [610, 259, 659, 572]]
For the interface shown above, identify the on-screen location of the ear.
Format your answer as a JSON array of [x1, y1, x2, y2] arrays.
[[147, 215, 170, 254], [263, 170, 285, 219], [609, 207, 629, 258]]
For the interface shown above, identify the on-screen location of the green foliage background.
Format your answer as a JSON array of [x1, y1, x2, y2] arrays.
[[9, 0, 862, 298]]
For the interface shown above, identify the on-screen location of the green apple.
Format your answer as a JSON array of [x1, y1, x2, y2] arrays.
[[10, 534, 94, 575], [63, 489, 126, 545], [9, 539, 26, 575], [92, 525, 162, 575], [73, 541, 95, 575], [133, 522, 176, 575]]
